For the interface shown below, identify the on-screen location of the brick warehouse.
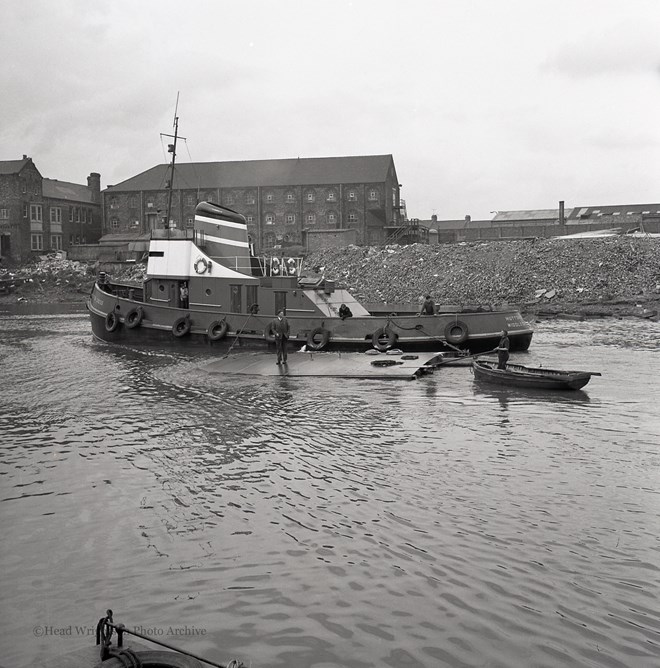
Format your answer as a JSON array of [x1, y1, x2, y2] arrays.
[[0, 156, 103, 262], [102, 155, 404, 252]]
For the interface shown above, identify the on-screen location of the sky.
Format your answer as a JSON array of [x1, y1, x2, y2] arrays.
[[2, 0, 659, 221]]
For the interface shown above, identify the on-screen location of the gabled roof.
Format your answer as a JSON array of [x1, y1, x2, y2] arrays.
[[421, 218, 493, 230], [106, 155, 396, 192], [0, 157, 40, 177], [492, 209, 569, 222], [43, 178, 95, 203], [568, 203, 660, 219]]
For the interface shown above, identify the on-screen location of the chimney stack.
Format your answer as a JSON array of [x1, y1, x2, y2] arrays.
[[559, 200, 565, 225], [88, 173, 101, 204]]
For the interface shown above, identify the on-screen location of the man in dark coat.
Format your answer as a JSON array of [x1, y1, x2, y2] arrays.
[[271, 310, 290, 364], [419, 295, 435, 315], [497, 330, 510, 369]]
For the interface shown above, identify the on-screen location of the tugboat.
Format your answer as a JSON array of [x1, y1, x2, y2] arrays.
[[87, 111, 533, 354]]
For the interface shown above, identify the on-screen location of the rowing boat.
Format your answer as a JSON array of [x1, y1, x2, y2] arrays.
[[472, 358, 600, 391]]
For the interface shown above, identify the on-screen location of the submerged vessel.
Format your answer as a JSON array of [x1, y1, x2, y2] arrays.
[[87, 109, 533, 354]]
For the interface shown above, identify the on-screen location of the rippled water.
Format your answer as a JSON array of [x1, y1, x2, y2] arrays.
[[1, 313, 659, 667]]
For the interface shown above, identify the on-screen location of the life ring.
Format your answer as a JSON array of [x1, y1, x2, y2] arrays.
[[172, 316, 191, 337], [207, 320, 228, 341], [125, 306, 144, 329], [286, 258, 297, 276], [372, 326, 398, 352], [445, 320, 469, 345], [104, 311, 120, 332], [194, 257, 209, 274], [306, 327, 330, 351], [271, 258, 281, 276]]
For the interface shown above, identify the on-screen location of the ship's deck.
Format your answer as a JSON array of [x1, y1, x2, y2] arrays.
[[205, 351, 445, 380]]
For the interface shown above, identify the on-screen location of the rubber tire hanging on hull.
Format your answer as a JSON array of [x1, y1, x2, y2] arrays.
[[207, 320, 229, 341], [105, 311, 120, 332], [264, 323, 276, 342], [125, 306, 144, 329], [172, 316, 192, 338], [306, 327, 330, 351], [444, 320, 469, 345], [372, 326, 398, 352]]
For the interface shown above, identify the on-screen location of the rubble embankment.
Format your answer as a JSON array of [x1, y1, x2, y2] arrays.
[[305, 237, 660, 320], [1, 237, 659, 320]]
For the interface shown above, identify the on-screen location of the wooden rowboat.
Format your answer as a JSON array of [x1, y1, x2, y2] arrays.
[[472, 358, 601, 391]]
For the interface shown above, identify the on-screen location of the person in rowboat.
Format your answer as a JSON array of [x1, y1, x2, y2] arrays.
[[497, 330, 510, 369]]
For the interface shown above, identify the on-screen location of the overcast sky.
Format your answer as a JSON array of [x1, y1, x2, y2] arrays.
[[3, 0, 659, 220]]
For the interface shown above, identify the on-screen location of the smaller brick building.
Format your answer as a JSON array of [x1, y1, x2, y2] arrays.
[[0, 156, 102, 262]]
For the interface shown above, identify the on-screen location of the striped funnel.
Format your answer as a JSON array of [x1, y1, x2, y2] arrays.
[[194, 201, 252, 273]]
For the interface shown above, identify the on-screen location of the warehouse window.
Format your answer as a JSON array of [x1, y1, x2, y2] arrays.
[[347, 190, 356, 201], [51, 234, 63, 250], [265, 214, 274, 225], [286, 214, 295, 225], [369, 190, 378, 201], [0, 209, 7, 219], [50, 207, 62, 223], [30, 204, 42, 222], [31, 234, 43, 250]]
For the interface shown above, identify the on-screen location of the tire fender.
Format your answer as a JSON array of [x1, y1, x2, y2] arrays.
[[172, 316, 192, 338], [372, 326, 398, 352], [207, 320, 229, 341], [125, 306, 144, 329], [444, 320, 469, 345], [306, 327, 331, 351], [105, 311, 120, 333]]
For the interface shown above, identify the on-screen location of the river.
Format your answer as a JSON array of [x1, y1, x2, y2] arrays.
[[0, 311, 659, 668]]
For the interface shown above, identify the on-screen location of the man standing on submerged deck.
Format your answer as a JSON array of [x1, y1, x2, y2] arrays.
[[271, 309, 290, 364], [497, 330, 510, 369]]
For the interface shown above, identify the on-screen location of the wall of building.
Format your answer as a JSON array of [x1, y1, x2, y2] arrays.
[[103, 180, 394, 253], [0, 160, 102, 262], [305, 228, 358, 251]]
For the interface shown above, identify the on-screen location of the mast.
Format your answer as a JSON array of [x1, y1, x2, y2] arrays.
[[162, 92, 181, 230]]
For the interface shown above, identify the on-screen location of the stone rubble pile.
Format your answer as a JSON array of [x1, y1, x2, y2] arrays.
[[304, 237, 660, 308]]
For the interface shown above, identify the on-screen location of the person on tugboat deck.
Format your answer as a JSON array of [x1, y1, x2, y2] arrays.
[[338, 303, 353, 320], [419, 295, 435, 315], [497, 330, 510, 369], [271, 309, 290, 364], [179, 281, 189, 309]]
